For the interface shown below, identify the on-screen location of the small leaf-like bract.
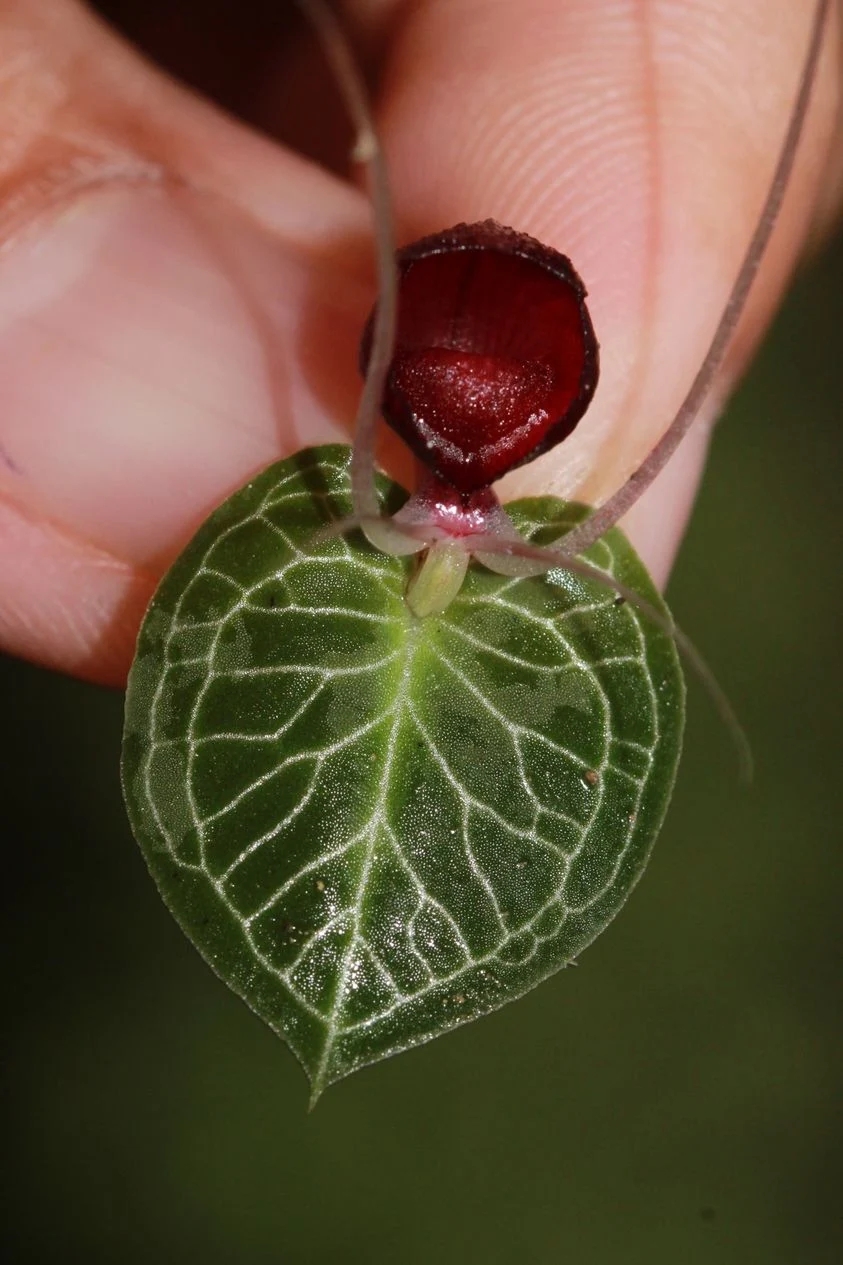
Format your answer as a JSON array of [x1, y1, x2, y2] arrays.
[[122, 446, 683, 1100]]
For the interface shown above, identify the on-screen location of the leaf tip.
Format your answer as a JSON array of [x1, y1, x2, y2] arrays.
[[307, 1074, 329, 1112]]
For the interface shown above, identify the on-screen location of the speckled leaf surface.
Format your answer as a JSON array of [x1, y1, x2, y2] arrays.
[[122, 445, 684, 1100]]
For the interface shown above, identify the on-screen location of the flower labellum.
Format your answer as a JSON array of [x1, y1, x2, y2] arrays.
[[360, 220, 600, 494]]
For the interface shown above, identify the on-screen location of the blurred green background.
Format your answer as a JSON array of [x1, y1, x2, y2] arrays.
[[4, 4, 843, 1263]]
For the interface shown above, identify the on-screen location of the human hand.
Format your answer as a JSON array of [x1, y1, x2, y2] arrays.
[[0, 0, 839, 684]]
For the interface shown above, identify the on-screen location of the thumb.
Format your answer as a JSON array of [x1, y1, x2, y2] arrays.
[[0, 0, 370, 683]]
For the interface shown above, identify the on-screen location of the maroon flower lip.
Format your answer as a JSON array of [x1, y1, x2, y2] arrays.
[[360, 220, 599, 495]]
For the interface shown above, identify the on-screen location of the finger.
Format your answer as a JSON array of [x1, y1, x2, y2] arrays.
[[373, 0, 842, 581], [0, 0, 373, 682]]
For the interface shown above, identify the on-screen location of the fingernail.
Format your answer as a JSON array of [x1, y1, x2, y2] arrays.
[[0, 186, 365, 568]]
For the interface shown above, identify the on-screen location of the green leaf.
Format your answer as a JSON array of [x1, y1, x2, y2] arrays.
[[122, 445, 684, 1101]]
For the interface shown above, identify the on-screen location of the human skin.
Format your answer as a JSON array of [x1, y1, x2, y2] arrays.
[[0, 0, 840, 685]]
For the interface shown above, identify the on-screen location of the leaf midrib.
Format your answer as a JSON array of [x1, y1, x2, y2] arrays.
[[309, 610, 420, 1100]]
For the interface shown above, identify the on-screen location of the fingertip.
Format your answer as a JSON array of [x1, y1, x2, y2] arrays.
[[0, 494, 155, 686], [377, 0, 839, 516], [619, 399, 717, 588]]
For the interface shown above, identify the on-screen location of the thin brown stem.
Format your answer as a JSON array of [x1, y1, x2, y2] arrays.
[[295, 0, 398, 520], [467, 532, 752, 781], [558, 0, 830, 559]]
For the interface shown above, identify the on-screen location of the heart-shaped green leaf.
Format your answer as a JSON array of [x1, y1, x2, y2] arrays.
[[122, 445, 684, 1101]]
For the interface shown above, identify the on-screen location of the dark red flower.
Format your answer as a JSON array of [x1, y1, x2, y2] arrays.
[[360, 220, 599, 494]]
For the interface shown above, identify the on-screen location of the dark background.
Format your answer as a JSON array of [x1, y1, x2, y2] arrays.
[[3, 4, 842, 1262]]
